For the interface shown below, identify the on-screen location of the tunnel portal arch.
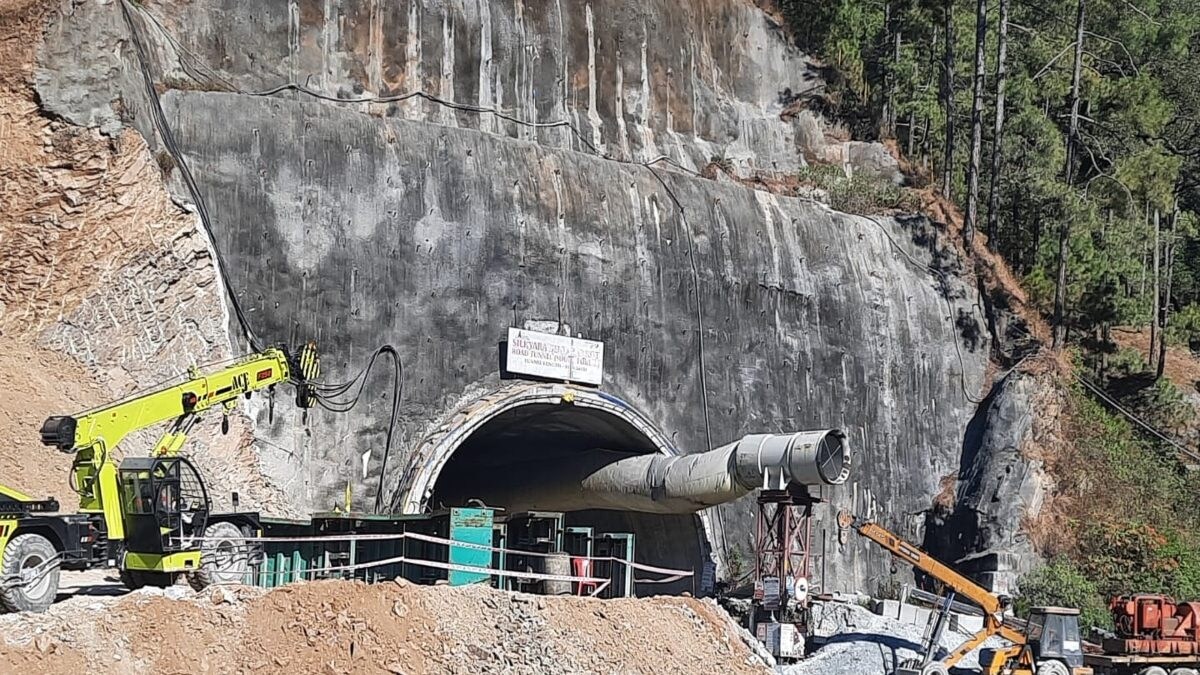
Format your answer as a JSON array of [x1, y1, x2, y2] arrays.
[[391, 382, 724, 591], [396, 382, 679, 513]]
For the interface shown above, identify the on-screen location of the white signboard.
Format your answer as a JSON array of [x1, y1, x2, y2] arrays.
[[506, 327, 604, 386]]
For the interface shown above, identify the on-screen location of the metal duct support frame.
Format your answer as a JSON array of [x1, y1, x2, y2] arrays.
[[736, 430, 849, 661]]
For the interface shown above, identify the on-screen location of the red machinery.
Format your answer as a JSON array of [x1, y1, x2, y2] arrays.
[[1106, 594, 1200, 656]]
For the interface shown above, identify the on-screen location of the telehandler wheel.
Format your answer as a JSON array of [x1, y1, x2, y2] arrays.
[[0, 533, 60, 613], [1035, 661, 1069, 675], [1169, 668, 1199, 675], [187, 521, 249, 591], [920, 663, 950, 675], [118, 569, 176, 590], [1137, 667, 1168, 675]]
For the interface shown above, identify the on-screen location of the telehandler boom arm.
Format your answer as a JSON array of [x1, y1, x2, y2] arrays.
[[37, 344, 319, 541], [40, 346, 318, 457]]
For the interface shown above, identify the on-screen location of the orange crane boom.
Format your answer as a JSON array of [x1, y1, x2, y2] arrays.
[[837, 512, 1030, 672]]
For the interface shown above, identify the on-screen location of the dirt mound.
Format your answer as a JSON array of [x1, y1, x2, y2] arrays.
[[0, 580, 768, 674]]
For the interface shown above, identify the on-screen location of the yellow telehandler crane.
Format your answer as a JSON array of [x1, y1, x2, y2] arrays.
[[837, 512, 1091, 675], [0, 344, 319, 612]]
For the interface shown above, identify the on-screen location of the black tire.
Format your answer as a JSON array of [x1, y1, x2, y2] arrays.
[[119, 569, 176, 590], [187, 521, 248, 591], [118, 569, 144, 590], [1036, 661, 1070, 675], [0, 533, 61, 613]]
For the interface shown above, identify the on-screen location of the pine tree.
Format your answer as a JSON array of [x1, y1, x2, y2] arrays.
[[964, 0, 988, 247]]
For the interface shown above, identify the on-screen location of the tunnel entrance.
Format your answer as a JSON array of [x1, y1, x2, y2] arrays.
[[403, 383, 716, 597]]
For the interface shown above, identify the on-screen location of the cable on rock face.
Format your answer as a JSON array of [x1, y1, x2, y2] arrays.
[[120, 0, 262, 353], [122, 1, 407, 514]]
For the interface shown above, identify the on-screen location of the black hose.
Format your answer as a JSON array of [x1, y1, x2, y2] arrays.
[[303, 346, 404, 513]]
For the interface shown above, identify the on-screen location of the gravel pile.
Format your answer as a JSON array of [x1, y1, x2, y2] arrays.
[[784, 600, 1009, 675], [0, 579, 771, 674]]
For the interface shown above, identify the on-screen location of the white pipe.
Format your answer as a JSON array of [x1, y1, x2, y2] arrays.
[[469, 429, 850, 514]]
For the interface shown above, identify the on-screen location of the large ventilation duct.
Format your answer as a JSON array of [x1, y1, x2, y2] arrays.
[[462, 430, 850, 514]]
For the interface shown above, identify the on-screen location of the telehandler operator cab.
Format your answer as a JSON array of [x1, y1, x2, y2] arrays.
[[119, 456, 210, 555]]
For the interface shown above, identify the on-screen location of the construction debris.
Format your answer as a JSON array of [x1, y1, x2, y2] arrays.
[[0, 579, 771, 674]]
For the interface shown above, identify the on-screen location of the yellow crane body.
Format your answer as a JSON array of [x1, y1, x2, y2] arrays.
[[39, 347, 316, 544]]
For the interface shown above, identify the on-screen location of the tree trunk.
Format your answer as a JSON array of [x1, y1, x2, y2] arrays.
[[922, 115, 932, 171], [941, 0, 956, 199], [1052, 0, 1086, 350], [1156, 202, 1180, 380], [964, 0, 988, 248], [892, 16, 902, 139], [1099, 210, 1112, 380], [1032, 210, 1041, 270], [1150, 208, 1160, 370], [907, 109, 917, 158], [1139, 204, 1148, 301], [1012, 196, 1024, 269], [923, 27, 939, 172], [1063, 0, 1085, 185], [985, 0, 1009, 250], [884, 2, 896, 138], [1102, 323, 1112, 381], [1052, 223, 1071, 348]]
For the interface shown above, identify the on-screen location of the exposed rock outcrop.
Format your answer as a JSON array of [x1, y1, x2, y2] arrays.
[[920, 369, 1062, 596]]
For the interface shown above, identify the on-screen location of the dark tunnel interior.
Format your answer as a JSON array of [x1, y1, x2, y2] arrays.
[[430, 403, 712, 596]]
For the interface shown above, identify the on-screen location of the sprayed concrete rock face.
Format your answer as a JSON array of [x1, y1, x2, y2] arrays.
[[0, 0, 296, 517], [30, 0, 1004, 590]]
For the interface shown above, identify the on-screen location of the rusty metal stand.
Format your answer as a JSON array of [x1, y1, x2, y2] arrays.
[[753, 484, 818, 608], [750, 484, 820, 660]]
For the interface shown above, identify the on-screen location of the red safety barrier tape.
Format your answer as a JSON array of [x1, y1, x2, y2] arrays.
[[178, 529, 694, 581], [221, 552, 611, 595]]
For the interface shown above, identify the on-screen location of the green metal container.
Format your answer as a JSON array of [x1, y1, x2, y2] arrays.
[[448, 507, 494, 586]]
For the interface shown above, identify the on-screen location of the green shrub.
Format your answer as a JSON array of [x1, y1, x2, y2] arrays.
[[1105, 347, 1149, 378], [1017, 558, 1111, 630], [794, 164, 921, 214], [1155, 530, 1200, 601], [1044, 375, 1200, 617], [1138, 378, 1192, 431], [1022, 267, 1056, 314], [1069, 379, 1186, 505], [1167, 303, 1200, 351], [726, 547, 747, 582], [1076, 522, 1182, 597], [1071, 522, 1200, 603]]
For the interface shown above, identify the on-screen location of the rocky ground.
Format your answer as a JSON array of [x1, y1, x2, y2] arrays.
[[1, 573, 1012, 674], [786, 600, 1008, 675], [0, 576, 770, 674]]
